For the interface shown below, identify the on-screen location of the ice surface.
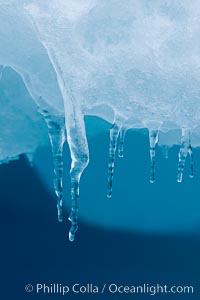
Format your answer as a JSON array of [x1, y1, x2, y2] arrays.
[[0, 1, 64, 112], [23, 0, 200, 127], [1, 0, 200, 239], [0, 67, 48, 163]]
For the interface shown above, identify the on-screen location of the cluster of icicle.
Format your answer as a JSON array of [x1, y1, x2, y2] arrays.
[[39, 109, 194, 242], [38, 103, 88, 242], [38, 105, 81, 242], [0, 1, 198, 242], [107, 124, 194, 199]]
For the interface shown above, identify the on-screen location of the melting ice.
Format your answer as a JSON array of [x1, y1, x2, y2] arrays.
[[0, 0, 200, 240]]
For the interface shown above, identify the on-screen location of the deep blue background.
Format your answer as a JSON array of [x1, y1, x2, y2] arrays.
[[1, 130, 200, 299]]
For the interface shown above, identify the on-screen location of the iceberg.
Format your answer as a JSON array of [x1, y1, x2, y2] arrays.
[[0, 0, 200, 240]]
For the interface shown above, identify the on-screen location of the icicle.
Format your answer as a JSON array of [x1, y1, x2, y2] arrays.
[[188, 144, 194, 179], [0, 71, 2, 81], [25, 153, 34, 167], [177, 128, 190, 183], [118, 127, 127, 158], [0, 66, 4, 81], [107, 122, 120, 198], [39, 108, 65, 222], [149, 129, 159, 183], [162, 145, 169, 159]]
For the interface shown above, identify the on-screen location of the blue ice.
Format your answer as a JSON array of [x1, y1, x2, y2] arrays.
[[0, 0, 200, 240]]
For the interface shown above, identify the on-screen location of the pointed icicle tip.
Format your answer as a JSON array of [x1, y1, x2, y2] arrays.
[[68, 213, 78, 242], [149, 129, 159, 184], [69, 232, 74, 242], [25, 153, 35, 167], [68, 211, 77, 242], [68, 176, 80, 241]]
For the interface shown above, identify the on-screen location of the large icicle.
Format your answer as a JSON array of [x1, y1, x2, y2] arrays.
[[149, 129, 159, 183], [26, 6, 90, 241], [177, 128, 191, 183], [118, 127, 127, 158], [107, 122, 121, 198], [39, 107, 65, 222]]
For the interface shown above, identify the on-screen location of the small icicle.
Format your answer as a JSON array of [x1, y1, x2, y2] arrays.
[[0, 66, 4, 84], [0, 68, 3, 81], [107, 122, 120, 198], [149, 129, 159, 183], [188, 144, 194, 179], [162, 145, 169, 159], [25, 153, 34, 167], [118, 127, 127, 158], [177, 128, 190, 183], [39, 108, 65, 222]]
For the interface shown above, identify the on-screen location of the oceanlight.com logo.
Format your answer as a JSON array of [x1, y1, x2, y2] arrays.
[[24, 283, 194, 296]]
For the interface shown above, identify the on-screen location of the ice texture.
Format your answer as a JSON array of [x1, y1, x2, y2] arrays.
[[0, 67, 48, 163], [0, 1, 64, 112], [1, 0, 200, 240]]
